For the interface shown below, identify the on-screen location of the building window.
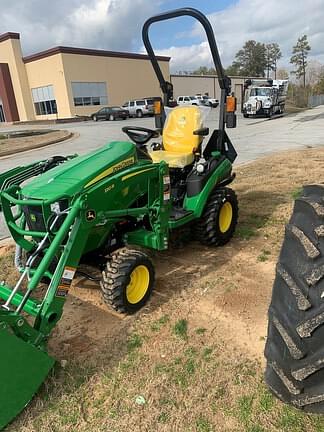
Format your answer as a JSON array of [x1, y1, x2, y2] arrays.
[[32, 85, 57, 115], [71, 82, 108, 106]]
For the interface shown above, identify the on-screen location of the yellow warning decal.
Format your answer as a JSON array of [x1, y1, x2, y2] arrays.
[[85, 156, 135, 188]]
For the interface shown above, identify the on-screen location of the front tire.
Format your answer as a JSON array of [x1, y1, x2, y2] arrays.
[[194, 187, 238, 246], [265, 184, 324, 413], [101, 248, 155, 314], [136, 110, 143, 118]]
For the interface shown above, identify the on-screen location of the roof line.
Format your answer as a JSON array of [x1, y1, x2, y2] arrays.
[[0, 32, 20, 43], [23, 46, 170, 63]]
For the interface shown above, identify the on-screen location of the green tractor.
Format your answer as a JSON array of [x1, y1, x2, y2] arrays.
[[0, 8, 238, 429]]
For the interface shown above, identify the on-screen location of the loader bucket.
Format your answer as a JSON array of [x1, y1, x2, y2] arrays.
[[0, 327, 55, 430]]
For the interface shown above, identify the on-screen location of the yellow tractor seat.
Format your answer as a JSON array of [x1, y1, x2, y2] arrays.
[[149, 150, 194, 168], [149, 106, 203, 168]]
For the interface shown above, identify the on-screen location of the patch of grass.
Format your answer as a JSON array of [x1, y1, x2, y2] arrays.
[[259, 388, 274, 412], [196, 416, 212, 432], [127, 333, 142, 352], [291, 187, 303, 200], [150, 314, 169, 332], [249, 214, 268, 229], [158, 412, 169, 423], [185, 346, 197, 355], [195, 327, 207, 335], [247, 426, 265, 432], [236, 226, 257, 240], [202, 347, 213, 361], [185, 358, 196, 375], [278, 405, 307, 431], [257, 249, 271, 262], [237, 395, 254, 424], [173, 319, 188, 340]]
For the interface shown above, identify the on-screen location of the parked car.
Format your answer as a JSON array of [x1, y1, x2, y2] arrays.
[[122, 99, 154, 117], [195, 94, 219, 108], [91, 106, 129, 121], [176, 95, 203, 106]]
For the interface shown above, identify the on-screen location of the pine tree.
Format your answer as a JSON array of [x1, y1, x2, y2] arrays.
[[290, 35, 311, 87], [265, 43, 282, 79]]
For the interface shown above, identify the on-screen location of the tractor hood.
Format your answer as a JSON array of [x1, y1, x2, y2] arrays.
[[22, 141, 137, 201]]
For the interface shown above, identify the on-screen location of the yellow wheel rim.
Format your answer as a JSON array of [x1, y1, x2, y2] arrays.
[[126, 265, 150, 304], [219, 201, 233, 233]]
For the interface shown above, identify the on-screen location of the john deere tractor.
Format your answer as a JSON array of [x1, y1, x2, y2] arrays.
[[0, 8, 238, 428]]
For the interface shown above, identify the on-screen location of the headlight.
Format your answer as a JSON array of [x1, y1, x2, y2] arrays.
[[50, 202, 60, 214], [50, 199, 69, 214]]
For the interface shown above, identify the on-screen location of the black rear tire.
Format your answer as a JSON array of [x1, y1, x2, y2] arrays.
[[100, 248, 155, 314], [194, 187, 238, 246], [265, 184, 324, 412]]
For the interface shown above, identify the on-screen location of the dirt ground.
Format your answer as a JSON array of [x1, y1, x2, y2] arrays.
[[1, 146, 324, 431], [0, 130, 72, 157]]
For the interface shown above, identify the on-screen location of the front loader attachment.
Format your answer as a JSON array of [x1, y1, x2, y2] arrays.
[[0, 325, 55, 430], [0, 187, 87, 429]]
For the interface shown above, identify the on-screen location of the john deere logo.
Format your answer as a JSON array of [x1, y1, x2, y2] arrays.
[[86, 210, 96, 221], [30, 214, 36, 222]]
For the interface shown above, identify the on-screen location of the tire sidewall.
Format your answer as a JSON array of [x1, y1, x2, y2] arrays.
[[213, 191, 238, 243], [123, 256, 155, 313]]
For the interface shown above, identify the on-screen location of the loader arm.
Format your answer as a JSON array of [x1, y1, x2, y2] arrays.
[[0, 192, 87, 429]]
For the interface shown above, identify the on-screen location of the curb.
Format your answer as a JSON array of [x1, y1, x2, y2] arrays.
[[0, 131, 74, 158]]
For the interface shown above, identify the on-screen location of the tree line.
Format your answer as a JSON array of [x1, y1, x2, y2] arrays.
[[187, 35, 312, 90]]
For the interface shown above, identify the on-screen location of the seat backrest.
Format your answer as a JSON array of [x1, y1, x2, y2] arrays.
[[162, 106, 203, 154]]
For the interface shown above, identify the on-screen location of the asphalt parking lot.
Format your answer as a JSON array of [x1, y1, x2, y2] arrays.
[[1, 105, 324, 239]]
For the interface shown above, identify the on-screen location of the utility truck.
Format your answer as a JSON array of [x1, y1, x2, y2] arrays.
[[243, 79, 289, 118]]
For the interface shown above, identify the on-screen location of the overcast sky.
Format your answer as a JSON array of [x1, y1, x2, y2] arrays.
[[0, 0, 323, 72]]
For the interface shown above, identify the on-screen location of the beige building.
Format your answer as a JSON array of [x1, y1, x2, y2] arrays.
[[170, 74, 249, 106], [0, 32, 170, 122]]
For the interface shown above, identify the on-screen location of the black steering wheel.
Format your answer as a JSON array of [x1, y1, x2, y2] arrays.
[[122, 126, 160, 146]]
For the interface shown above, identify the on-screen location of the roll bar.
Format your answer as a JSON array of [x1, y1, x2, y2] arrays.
[[142, 7, 233, 135]]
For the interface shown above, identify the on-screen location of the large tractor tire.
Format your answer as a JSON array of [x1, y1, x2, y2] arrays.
[[101, 248, 155, 314], [265, 184, 324, 413], [194, 187, 238, 246]]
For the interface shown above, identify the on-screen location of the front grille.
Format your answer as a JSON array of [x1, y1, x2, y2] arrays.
[[22, 204, 46, 232]]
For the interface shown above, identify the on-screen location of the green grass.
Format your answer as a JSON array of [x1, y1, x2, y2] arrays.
[[259, 388, 274, 412], [257, 249, 271, 262], [236, 226, 257, 240], [127, 333, 142, 351], [158, 412, 169, 423], [196, 416, 213, 432], [278, 405, 307, 431], [195, 327, 207, 335], [173, 319, 188, 340], [291, 187, 303, 200], [237, 394, 254, 424], [150, 314, 169, 332]]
